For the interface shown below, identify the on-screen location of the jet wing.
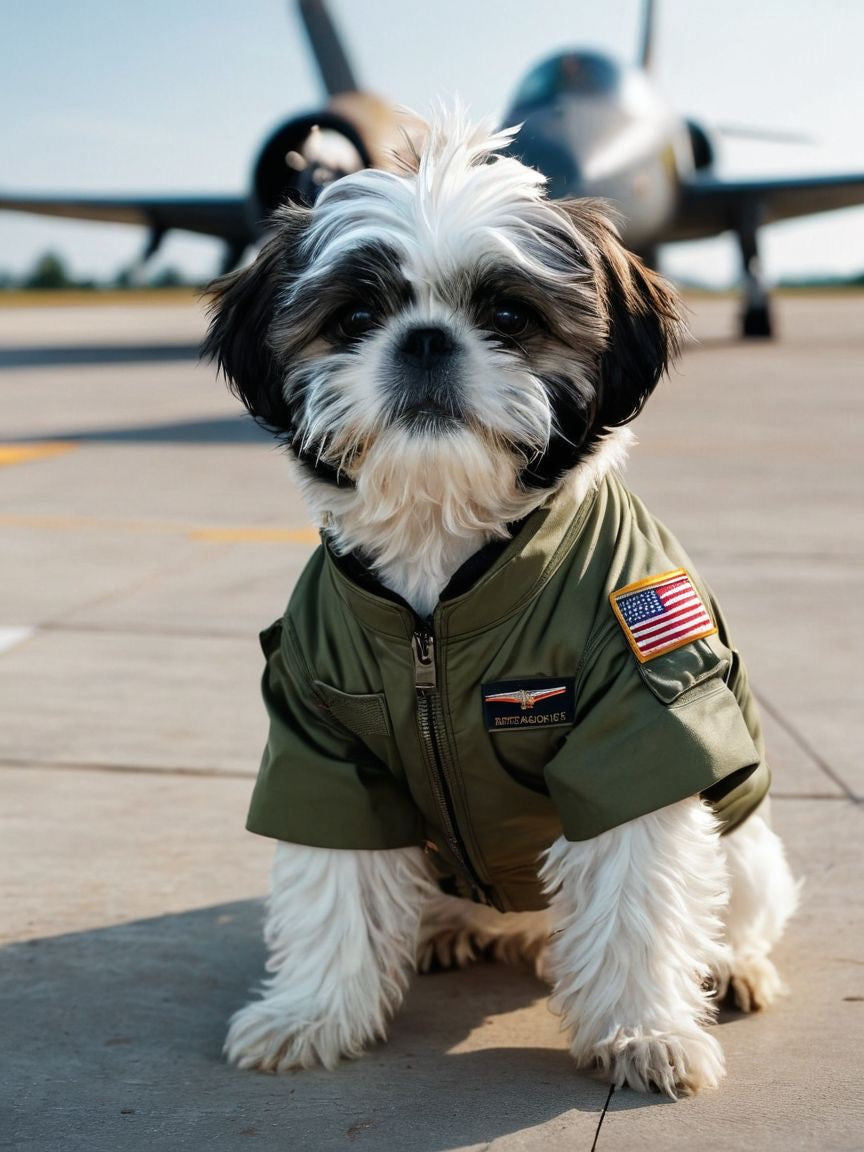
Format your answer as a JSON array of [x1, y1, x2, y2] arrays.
[[670, 173, 864, 242], [0, 193, 253, 246]]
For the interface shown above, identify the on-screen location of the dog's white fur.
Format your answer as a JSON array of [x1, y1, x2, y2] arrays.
[[303, 428, 632, 619], [227, 800, 796, 1094], [225, 842, 436, 1071], [220, 111, 799, 1096], [276, 110, 610, 615]]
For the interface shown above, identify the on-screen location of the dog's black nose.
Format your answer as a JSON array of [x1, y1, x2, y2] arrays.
[[397, 326, 456, 367]]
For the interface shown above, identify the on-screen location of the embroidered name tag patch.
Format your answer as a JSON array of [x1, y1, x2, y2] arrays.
[[610, 569, 717, 663], [482, 677, 575, 731]]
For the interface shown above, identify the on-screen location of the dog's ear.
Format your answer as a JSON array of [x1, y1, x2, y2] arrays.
[[556, 200, 685, 429], [202, 209, 307, 431]]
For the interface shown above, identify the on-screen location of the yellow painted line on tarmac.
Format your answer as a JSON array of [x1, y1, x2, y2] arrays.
[[0, 288, 198, 308], [0, 442, 77, 468], [0, 512, 318, 545]]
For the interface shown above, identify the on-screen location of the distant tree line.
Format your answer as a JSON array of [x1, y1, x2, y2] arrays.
[[777, 271, 864, 289], [0, 251, 204, 292], [2, 250, 862, 295]]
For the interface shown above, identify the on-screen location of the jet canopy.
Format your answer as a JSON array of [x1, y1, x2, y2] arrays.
[[511, 52, 621, 111]]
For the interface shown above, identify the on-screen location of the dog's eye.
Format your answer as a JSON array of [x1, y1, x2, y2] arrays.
[[333, 306, 378, 341], [491, 301, 536, 339]]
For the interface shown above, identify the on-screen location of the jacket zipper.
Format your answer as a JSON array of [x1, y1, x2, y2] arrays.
[[411, 628, 488, 904]]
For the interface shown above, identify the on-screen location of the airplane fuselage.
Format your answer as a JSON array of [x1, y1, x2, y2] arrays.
[[504, 51, 695, 252]]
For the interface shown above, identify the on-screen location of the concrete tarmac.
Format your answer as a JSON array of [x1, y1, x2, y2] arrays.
[[0, 294, 862, 1151]]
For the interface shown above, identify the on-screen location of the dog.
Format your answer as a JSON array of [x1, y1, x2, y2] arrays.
[[204, 109, 798, 1097]]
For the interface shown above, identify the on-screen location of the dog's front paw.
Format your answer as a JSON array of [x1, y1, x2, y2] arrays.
[[224, 997, 371, 1073], [585, 1026, 726, 1098]]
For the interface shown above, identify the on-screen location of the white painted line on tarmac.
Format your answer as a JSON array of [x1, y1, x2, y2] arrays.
[[0, 626, 35, 655]]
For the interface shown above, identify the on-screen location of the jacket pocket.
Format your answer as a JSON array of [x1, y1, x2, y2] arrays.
[[637, 636, 731, 705], [311, 681, 392, 738]]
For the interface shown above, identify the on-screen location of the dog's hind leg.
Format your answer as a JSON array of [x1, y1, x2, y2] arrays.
[[224, 842, 436, 1072], [541, 798, 730, 1097], [417, 890, 550, 976], [715, 801, 799, 1012]]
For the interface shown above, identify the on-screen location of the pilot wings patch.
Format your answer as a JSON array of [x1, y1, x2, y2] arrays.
[[482, 677, 575, 731], [610, 569, 717, 663]]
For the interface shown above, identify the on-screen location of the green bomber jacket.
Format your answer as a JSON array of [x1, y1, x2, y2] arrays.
[[246, 472, 770, 912]]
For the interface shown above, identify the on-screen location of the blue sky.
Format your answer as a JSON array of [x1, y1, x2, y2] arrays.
[[3, 0, 864, 286]]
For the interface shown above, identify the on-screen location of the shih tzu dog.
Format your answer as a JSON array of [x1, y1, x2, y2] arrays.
[[205, 110, 798, 1097]]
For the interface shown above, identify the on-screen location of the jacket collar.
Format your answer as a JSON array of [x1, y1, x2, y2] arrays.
[[330, 529, 516, 604], [323, 477, 601, 640]]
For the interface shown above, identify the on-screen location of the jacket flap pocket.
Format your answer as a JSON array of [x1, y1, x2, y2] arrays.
[[259, 620, 283, 659], [312, 681, 392, 737], [638, 637, 730, 705]]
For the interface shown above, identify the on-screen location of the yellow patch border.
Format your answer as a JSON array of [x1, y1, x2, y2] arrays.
[[609, 568, 717, 664]]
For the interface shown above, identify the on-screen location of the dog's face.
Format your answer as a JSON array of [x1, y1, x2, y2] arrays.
[[205, 116, 682, 505]]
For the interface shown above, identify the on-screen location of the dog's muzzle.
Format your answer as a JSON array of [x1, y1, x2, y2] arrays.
[[388, 325, 464, 426]]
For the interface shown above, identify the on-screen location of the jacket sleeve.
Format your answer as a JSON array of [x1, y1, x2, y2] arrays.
[[245, 619, 425, 850], [543, 626, 769, 841]]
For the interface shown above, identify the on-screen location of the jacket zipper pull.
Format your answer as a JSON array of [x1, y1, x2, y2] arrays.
[[411, 631, 436, 692]]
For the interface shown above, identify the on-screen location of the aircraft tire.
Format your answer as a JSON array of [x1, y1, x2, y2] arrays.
[[742, 304, 773, 338]]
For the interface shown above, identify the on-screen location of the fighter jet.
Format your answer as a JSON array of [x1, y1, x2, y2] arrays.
[[3, 0, 863, 337]]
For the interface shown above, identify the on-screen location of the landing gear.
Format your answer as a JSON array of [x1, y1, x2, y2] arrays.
[[742, 302, 772, 337], [737, 223, 773, 339]]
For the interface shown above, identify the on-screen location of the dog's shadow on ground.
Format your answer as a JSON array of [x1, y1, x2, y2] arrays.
[[2, 899, 677, 1151]]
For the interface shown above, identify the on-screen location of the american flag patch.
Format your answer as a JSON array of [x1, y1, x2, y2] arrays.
[[610, 569, 717, 663]]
